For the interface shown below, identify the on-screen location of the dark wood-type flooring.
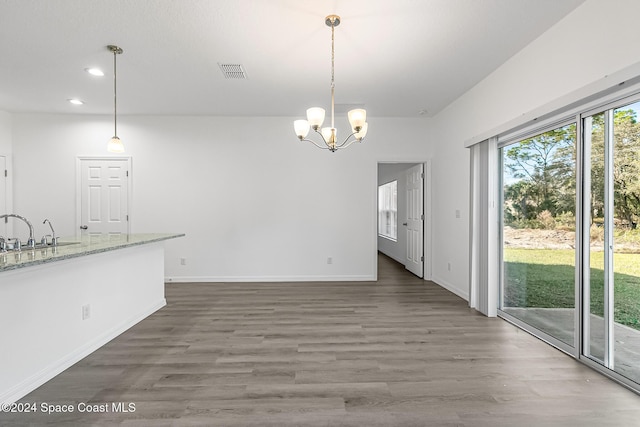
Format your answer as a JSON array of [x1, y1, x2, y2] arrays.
[[2, 253, 640, 426]]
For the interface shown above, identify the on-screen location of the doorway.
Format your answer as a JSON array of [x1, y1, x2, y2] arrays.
[[76, 157, 131, 236], [0, 155, 6, 237], [377, 161, 431, 280]]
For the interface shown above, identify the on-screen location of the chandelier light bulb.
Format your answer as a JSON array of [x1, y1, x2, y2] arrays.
[[321, 127, 337, 144], [348, 109, 366, 131], [355, 122, 368, 141], [294, 120, 311, 139], [306, 108, 325, 130]]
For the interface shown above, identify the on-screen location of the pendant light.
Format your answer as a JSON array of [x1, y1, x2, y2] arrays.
[[293, 15, 368, 152], [107, 45, 125, 153]]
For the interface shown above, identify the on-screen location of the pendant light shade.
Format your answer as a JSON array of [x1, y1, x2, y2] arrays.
[[107, 136, 125, 153], [348, 109, 366, 131], [294, 120, 311, 139], [306, 107, 326, 130], [107, 45, 124, 153]]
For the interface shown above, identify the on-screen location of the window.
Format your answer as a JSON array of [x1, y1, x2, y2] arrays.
[[378, 180, 397, 241]]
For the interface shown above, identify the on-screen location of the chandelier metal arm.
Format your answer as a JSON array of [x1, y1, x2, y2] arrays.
[[313, 127, 339, 151], [335, 131, 360, 149], [300, 135, 332, 150], [299, 128, 363, 152]]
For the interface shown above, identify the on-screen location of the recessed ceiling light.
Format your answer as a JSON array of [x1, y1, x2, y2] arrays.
[[68, 99, 84, 105], [85, 68, 104, 76]]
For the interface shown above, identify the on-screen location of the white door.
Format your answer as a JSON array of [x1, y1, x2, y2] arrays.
[[78, 158, 130, 235], [0, 156, 6, 237], [405, 164, 424, 277]]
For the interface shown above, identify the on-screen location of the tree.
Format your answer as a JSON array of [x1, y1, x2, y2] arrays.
[[503, 124, 576, 224], [589, 109, 640, 229]]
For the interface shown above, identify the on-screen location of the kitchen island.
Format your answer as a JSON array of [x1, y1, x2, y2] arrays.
[[0, 233, 184, 404]]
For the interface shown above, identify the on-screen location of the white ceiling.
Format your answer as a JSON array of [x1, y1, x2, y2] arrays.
[[0, 0, 585, 118]]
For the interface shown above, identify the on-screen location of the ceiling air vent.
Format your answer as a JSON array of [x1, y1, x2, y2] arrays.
[[218, 63, 248, 79]]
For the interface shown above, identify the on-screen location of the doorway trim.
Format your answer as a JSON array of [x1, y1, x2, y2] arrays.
[[0, 154, 13, 237], [75, 156, 133, 236], [375, 159, 432, 281]]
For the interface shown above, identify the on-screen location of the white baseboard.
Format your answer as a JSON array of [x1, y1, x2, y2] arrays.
[[1, 299, 166, 405], [430, 276, 469, 301], [165, 275, 376, 283]]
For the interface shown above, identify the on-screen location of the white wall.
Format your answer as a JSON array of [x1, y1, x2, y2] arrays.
[[429, 0, 640, 300], [0, 111, 11, 154], [0, 110, 13, 235], [11, 114, 432, 281]]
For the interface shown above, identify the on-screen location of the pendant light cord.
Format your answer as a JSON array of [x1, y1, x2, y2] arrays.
[[330, 18, 335, 129], [108, 45, 123, 138], [113, 48, 118, 137]]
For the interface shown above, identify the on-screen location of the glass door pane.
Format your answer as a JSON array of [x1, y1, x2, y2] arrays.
[[612, 101, 640, 383], [583, 101, 640, 384], [583, 112, 606, 363], [500, 123, 577, 347]]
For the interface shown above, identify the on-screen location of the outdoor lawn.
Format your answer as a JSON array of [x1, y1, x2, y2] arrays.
[[504, 248, 640, 330]]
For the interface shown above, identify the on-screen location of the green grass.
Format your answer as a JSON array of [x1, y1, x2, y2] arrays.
[[504, 248, 640, 330]]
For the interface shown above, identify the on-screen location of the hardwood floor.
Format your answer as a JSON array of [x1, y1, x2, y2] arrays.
[[2, 253, 639, 426]]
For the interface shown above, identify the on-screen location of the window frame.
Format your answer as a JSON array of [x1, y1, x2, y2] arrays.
[[378, 180, 398, 242]]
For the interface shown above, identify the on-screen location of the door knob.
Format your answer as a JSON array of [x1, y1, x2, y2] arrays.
[[402, 222, 408, 226], [80, 225, 88, 230]]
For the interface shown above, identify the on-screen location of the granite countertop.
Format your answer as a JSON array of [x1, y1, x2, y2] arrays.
[[0, 233, 184, 272]]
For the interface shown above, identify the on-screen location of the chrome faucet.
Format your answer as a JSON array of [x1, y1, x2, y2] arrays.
[[42, 219, 58, 246], [0, 214, 36, 249], [12, 237, 22, 251]]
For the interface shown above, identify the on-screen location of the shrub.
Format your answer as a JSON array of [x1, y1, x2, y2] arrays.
[[555, 211, 576, 230], [537, 210, 555, 229]]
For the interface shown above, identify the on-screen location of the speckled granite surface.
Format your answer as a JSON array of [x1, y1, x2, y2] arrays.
[[0, 233, 184, 272]]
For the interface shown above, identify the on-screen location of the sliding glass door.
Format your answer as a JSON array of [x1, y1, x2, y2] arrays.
[[498, 94, 640, 391], [500, 123, 577, 349], [583, 100, 640, 384]]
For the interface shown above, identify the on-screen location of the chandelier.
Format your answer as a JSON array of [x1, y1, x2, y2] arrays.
[[107, 45, 125, 153], [293, 15, 368, 152]]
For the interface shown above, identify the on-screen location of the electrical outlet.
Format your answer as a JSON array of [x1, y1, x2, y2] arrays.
[[82, 304, 91, 320], [180, 258, 187, 266], [327, 257, 333, 265], [455, 209, 461, 219], [447, 262, 451, 271]]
